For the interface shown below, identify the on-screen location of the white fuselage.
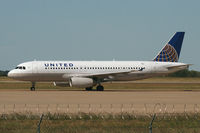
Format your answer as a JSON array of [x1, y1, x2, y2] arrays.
[[7, 32, 188, 90], [8, 61, 187, 82]]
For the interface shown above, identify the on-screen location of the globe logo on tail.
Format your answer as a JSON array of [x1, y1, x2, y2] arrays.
[[154, 44, 178, 62]]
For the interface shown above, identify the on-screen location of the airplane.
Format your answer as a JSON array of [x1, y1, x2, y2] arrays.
[[8, 32, 190, 91]]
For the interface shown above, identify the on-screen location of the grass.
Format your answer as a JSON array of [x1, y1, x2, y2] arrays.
[[1, 76, 200, 82], [1, 77, 200, 91], [0, 76, 12, 81], [0, 113, 200, 133]]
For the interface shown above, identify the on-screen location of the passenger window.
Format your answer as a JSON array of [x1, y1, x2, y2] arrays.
[[23, 67, 26, 70]]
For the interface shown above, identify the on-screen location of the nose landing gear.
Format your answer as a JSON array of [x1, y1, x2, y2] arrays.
[[30, 82, 35, 91]]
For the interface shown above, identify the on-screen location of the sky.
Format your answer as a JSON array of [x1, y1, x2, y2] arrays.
[[0, 0, 199, 70]]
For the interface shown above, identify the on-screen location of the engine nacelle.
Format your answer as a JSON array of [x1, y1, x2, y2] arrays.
[[53, 82, 69, 87], [69, 77, 95, 88]]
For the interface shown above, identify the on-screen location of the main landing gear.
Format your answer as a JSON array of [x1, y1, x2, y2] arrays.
[[85, 87, 93, 91], [96, 85, 104, 91], [85, 85, 104, 91], [30, 82, 35, 91]]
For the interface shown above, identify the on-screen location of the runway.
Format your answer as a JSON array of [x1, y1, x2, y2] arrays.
[[0, 90, 199, 114], [0, 90, 200, 104]]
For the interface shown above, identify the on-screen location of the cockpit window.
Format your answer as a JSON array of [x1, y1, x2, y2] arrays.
[[15, 66, 26, 70]]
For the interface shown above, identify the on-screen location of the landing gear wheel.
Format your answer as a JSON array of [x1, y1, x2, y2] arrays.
[[85, 87, 93, 91], [30, 87, 35, 91], [96, 85, 104, 91]]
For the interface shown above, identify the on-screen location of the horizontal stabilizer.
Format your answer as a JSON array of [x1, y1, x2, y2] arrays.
[[167, 64, 191, 70]]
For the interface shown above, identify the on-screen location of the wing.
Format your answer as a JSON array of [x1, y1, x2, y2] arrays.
[[68, 69, 144, 81]]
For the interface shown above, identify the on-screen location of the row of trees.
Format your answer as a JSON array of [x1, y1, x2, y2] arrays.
[[167, 69, 200, 77], [0, 71, 9, 76], [0, 70, 200, 77]]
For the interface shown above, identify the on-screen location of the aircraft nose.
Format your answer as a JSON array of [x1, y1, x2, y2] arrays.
[[8, 70, 15, 78]]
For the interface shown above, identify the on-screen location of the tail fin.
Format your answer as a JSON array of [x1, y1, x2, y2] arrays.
[[153, 32, 185, 62]]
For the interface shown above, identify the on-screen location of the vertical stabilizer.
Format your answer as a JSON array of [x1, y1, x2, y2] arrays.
[[153, 32, 185, 62]]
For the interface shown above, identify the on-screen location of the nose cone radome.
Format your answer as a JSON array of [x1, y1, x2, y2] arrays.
[[8, 70, 15, 78]]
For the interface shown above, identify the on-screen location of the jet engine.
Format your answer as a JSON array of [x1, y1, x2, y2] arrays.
[[69, 77, 96, 88], [53, 82, 69, 87]]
